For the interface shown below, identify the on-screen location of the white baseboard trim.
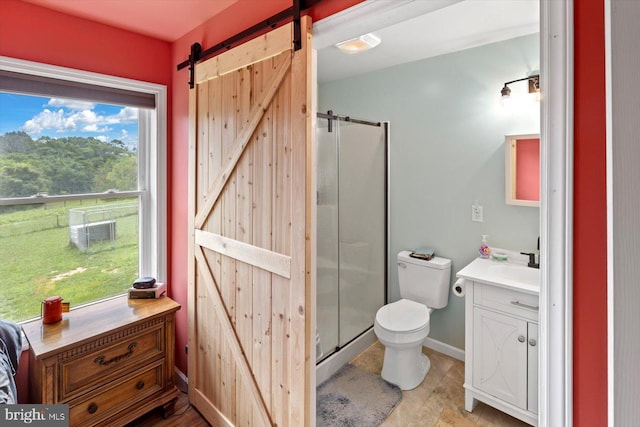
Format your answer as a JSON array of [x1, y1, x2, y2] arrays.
[[174, 366, 188, 393], [423, 337, 465, 362]]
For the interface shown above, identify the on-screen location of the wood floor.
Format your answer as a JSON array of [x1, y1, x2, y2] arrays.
[[125, 391, 209, 427], [127, 341, 530, 427]]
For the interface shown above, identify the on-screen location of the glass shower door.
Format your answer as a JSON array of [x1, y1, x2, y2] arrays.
[[337, 121, 386, 346], [316, 116, 387, 362], [316, 119, 339, 360]]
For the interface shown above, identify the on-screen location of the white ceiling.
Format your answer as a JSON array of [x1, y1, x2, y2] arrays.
[[315, 0, 540, 83]]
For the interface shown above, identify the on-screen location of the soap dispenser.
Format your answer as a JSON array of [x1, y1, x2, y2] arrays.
[[479, 235, 491, 258]]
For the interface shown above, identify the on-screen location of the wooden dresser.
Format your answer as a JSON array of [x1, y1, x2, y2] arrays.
[[22, 295, 181, 427]]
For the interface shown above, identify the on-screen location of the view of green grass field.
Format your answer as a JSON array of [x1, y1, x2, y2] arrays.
[[0, 198, 138, 322]]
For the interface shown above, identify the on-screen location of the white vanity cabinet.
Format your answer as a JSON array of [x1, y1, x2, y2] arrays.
[[464, 280, 539, 426]]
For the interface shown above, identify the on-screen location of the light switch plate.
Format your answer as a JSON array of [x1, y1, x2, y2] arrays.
[[472, 205, 483, 222]]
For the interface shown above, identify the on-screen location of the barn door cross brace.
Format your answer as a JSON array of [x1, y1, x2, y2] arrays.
[[178, 0, 315, 88]]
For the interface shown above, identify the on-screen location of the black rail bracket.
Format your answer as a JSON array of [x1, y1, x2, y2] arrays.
[[293, 0, 302, 51], [178, 0, 320, 86], [188, 42, 202, 89]]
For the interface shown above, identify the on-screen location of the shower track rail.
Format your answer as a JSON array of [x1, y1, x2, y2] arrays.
[[317, 110, 381, 132]]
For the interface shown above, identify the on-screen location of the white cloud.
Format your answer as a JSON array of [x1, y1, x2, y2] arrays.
[[109, 107, 138, 123], [47, 98, 95, 110], [67, 110, 98, 128], [21, 105, 138, 135], [82, 124, 112, 132], [95, 136, 109, 143], [22, 109, 70, 134], [119, 128, 138, 151]]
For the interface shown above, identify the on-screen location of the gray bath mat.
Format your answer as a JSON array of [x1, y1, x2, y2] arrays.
[[317, 364, 402, 426]]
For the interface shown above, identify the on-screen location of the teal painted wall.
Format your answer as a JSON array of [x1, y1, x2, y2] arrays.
[[318, 33, 540, 350]]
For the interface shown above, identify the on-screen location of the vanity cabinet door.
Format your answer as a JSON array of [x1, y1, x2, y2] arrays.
[[472, 307, 528, 409], [527, 322, 539, 414]]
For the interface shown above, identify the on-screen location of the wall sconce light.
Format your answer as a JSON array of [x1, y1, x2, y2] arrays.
[[501, 75, 540, 103]]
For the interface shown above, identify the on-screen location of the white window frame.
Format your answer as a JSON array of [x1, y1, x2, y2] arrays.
[[0, 55, 167, 286]]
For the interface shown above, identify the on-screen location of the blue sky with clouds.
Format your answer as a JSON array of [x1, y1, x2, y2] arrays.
[[0, 92, 138, 151]]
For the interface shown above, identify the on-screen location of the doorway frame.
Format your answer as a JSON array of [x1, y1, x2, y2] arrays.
[[312, 1, 573, 426]]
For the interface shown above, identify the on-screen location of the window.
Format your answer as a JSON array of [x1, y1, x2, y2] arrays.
[[0, 57, 166, 323]]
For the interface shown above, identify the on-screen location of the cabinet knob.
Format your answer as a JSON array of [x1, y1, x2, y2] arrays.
[[136, 381, 145, 390], [518, 335, 526, 343], [529, 338, 537, 347], [88, 403, 98, 414]]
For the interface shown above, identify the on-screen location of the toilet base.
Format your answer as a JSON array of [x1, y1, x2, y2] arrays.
[[380, 344, 431, 390]]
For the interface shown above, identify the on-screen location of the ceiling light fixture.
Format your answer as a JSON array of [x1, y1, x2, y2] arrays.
[[335, 33, 381, 54], [500, 74, 540, 102]]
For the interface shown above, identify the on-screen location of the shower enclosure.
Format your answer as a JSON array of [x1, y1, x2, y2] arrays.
[[316, 111, 388, 364]]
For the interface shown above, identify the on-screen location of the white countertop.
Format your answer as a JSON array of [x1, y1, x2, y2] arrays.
[[456, 256, 540, 295]]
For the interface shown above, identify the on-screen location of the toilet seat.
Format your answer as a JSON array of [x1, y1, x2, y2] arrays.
[[375, 299, 430, 334], [374, 298, 432, 389]]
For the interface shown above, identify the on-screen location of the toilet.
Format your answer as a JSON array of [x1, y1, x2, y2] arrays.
[[374, 250, 451, 390]]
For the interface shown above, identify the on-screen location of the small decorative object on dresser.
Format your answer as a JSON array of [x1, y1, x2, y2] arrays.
[[22, 295, 181, 427]]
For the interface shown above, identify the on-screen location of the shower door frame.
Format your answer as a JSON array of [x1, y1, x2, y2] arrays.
[[315, 111, 389, 363]]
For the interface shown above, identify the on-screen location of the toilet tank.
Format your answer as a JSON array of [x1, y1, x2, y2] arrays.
[[397, 251, 452, 309]]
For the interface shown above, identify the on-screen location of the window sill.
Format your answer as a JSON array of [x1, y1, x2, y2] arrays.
[[21, 330, 29, 352]]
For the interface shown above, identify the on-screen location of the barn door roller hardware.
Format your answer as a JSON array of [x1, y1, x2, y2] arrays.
[[317, 110, 382, 133], [178, 0, 318, 88]]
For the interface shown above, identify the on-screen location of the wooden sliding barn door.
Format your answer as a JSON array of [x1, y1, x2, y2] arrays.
[[187, 17, 313, 427]]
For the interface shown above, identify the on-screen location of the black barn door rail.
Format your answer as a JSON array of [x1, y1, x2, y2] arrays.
[[178, 0, 321, 88]]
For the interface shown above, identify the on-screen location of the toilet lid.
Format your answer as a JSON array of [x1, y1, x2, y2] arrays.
[[376, 299, 430, 333]]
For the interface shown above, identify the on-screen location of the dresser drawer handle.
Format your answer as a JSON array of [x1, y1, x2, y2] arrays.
[[94, 342, 137, 366], [510, 300, 539, 311], [136, 381, 145, 390], [88, 403, 98, 414]]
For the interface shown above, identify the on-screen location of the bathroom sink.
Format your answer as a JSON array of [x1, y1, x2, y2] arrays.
[[487, 264, 539, 287], [456, 256, 540, 294]]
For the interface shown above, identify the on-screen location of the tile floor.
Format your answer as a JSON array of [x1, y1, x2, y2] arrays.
[[351, 341, 532, 427], [129, 341, 532, 427]]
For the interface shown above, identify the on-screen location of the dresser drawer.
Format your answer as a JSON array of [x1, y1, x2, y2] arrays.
[[24, 296, 181, 425], [69, 361, 164, 426], [473, 282, 539, 321], [61, 323, 165, 399]]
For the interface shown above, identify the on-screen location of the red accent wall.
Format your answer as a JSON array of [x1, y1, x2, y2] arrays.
[[169, 0, 364, 374], [573, 0, 608, 425], [0, 1, 610, 424], [0, 0, 172, 403], [0, 0, 171, 84]]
